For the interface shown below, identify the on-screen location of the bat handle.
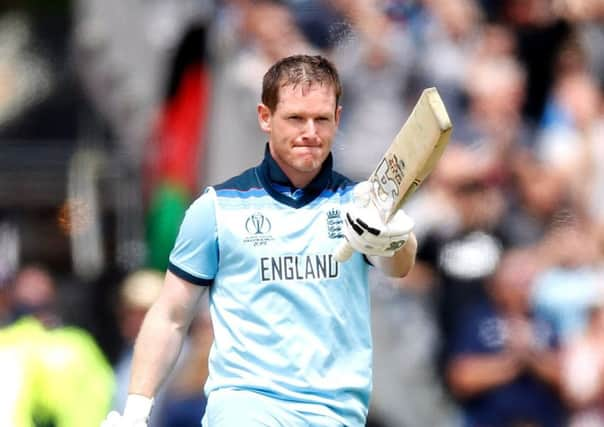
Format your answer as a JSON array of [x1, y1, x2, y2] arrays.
[[334, 241, 354, 263]]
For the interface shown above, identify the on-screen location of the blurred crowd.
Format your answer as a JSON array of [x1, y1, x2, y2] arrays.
[[1, 0, 604, 426]]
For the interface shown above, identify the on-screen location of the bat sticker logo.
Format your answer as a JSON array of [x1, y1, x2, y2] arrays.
[[372, 154, 406, 205]]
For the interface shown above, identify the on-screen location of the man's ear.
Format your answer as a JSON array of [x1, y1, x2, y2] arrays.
[[257, 103, 272, 133], [335, 105, 342, 127]]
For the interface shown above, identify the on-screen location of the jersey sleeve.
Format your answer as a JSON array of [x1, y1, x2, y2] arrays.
[[168, 188, 218, 286]]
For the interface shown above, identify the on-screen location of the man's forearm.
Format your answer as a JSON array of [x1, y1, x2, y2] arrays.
[[369, 232, 417, 278], [128, 301, 189, 397]]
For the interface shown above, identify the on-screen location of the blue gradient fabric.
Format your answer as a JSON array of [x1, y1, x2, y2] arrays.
[[169, 149, 372, 426]]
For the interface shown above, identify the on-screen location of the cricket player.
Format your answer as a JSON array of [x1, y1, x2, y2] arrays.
[[102, 54, 417, 427]]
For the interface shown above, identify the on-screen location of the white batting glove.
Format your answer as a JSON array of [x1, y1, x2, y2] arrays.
[[343, 181, 415, 257], [101, 395, 154, 427]]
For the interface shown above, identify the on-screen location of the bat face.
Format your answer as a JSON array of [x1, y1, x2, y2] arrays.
[[369, 87, 452, 222]]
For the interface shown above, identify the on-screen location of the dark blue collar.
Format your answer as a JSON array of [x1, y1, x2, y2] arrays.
[[257, 143, 333, 208]]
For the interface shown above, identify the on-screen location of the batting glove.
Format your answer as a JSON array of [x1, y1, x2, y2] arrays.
[[101, 395, 153, 427], [343, 181, 415, 257]]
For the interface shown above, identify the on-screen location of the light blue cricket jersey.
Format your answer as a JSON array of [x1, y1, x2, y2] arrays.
[[168, 147, 371, 426]]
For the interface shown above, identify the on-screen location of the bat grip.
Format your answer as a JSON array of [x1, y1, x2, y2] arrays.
[[334, 241, 354, 263]]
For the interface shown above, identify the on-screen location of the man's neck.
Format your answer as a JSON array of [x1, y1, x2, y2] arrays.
[[279, 164, 318, 189], [268, 149, 319, 189]]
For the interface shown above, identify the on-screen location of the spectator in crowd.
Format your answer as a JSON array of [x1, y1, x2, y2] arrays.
[[497, 0, 572, 122], [531, 219, 604, 343], [0, 264, 114, 427], [554, 0, 604, 88], [536, 63, 604, 221], [411, 0, 485, 123], [446, 249, 567, 427], [456, 53, 533, 156], [561, 295, 604, 427], [11, 264, 60, 327], [500, 150, 574, 247], [412, 144, 508, 362]]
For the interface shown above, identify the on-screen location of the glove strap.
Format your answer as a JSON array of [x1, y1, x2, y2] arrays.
[[124, 394, 154, 419]]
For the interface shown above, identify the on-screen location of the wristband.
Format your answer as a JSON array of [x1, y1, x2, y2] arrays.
[[123, 394, 154, 419]]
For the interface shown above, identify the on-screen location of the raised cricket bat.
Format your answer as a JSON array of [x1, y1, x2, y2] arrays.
[[335, 87, 452, 262]]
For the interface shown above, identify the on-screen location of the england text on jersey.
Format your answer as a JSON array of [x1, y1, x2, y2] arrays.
[[259, 254, 339, 282]]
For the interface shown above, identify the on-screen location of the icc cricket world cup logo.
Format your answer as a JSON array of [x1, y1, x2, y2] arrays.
[[245, 212, 271, 235]]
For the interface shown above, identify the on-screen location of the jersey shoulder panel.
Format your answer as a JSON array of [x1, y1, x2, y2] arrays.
[[213, 166, 263, 196]]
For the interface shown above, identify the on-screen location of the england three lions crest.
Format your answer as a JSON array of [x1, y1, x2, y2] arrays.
[[326, 209, 343, 239]]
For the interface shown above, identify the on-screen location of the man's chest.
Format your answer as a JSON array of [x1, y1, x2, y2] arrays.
[[216, 199, 346, 255]]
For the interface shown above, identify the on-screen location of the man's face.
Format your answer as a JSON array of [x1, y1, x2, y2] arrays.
[[258, 82, 341, 182]]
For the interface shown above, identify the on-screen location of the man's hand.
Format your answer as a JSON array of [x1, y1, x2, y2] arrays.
[[101, 395, 153, 427], [343, 181, 415, 257]]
